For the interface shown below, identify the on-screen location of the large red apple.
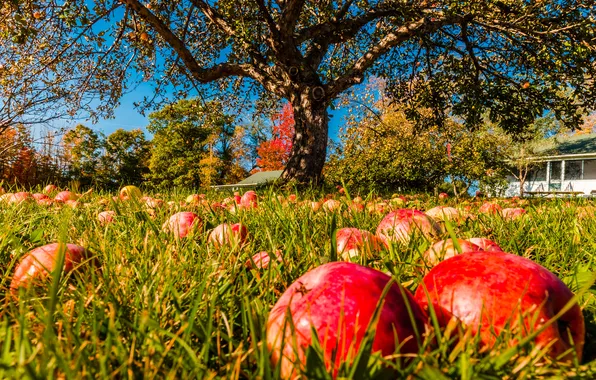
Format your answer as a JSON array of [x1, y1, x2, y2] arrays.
[[162, 212, 202, 238], [10, 243, 88, 293], [376, 209, 440, 245], [414, 251, 585, 362], [267, 262, 426, 378], [335, 228, 386, 260]]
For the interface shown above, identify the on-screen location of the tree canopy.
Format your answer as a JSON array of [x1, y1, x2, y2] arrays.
[[1, 1, 595, 183]]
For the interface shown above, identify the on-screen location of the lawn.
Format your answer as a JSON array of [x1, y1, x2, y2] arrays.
[[1, 188, 595, 379]]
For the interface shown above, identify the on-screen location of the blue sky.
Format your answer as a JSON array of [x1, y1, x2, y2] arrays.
[[72, 85, 346, 143]]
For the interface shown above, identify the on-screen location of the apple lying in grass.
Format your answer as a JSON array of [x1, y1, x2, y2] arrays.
[[267, 262, 426, 378], [43, 184, 58, 194], [1, 192, 32, 205], [119, 185, 142, 200], [162, 212, 202, 238], [208, 223, 248, 248], [240, 190, 258, 209], [323, 199, 341, 212], [478, 202, 502, 215], [466, 238, 503, 252], [421, 238, 481, 270], [10, 243, 88, 293], [438, 192, 449, 201], [425, 206, 461, 222], [501, 207, 527, 220], [55, 191, 78, 203], [246, 250, 283, 269], [32, 193, 49, 201], [376, 209, 440, 245], [336, 228, 386, 260], [414, 251, 585, 362], [98, 210, 116, 225]]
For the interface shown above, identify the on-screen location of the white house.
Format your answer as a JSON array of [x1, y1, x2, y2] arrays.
[[505, 133, 596, 197]]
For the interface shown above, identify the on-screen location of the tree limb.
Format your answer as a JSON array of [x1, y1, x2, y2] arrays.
[[123, 0, 256, 83], [329, 14, 465, 98]]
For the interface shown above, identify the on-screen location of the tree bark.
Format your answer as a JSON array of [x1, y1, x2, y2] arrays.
[[282, 90, 329, 184]]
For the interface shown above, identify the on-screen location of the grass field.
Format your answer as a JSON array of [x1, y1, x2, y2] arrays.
[[1, 188, 595, 379]]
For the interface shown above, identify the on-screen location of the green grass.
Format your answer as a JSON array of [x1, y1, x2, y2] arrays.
[[1, 189, 596, 379]]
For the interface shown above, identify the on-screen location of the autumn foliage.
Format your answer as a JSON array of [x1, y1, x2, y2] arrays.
[[254, 104, 294, 172]]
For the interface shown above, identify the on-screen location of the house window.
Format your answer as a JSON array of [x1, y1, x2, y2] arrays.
[[584, 160, 596, 180], [565, 160, 582, 180], [550, 161, 562, 181], [527, 163, 547, 182]]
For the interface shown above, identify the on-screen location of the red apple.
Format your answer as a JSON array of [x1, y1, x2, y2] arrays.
[[208, 223, 248, 248], [421, 238, 481, 270], [414, 251, 585, 362], [32, 193, 49, 201], [98, 210, 116, 225], [438, 192, 449, 201], [501, 207, 527, 220], [240, 190, 258, 209], [10, 243, 88, 293], [143, 197, 164, 209], [43, 184, 58, 194], [478, 202, 502, 215], [267, 262, 426, 378], [162, 212, 202, 238], [376, 209, 440, 245], [323, 199, 341, 212], [55, 191, 78, 203], [465, 238, 503, 252], [336, 228, 386, 260], [425, 206, 461, 222], [246, 250, 283, 269], [2, 192, 32, 205]]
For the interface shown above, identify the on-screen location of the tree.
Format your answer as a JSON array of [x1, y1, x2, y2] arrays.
[[0, 124, 38, 186], [2, 1, 596, 183], [499, 114, 563, 197], [254, 103, 295, 172], [100, 129, 150, 188], [325, 103, 510, 194], [146, 99, 237, 188], [61, 124, 102, 187]]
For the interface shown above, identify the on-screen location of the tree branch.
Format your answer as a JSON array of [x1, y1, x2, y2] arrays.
[[123, 0, 256, 83], [280, 0, 306, 36], [329, 14, 465, 98]]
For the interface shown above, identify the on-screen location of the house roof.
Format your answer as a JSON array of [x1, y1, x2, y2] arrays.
[[211, 170, 283, 190], [534, 133, 596, 157]]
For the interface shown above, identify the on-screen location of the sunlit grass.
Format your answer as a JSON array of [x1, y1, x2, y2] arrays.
[[1, 188, 596, 378]]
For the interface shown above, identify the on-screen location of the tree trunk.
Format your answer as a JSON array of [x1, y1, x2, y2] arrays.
[[282, 90, 329, 184]]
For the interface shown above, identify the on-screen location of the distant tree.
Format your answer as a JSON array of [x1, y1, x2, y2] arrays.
[[100, 129, 150, 188], [0, 124, 38, 186], [3, 1, 595, 184], [500, 114, 563, 197], [61, 124, 102, 188], [254, 104, 295, 172], [326, 103, 509, 193], [146, 99, 235, 188]]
